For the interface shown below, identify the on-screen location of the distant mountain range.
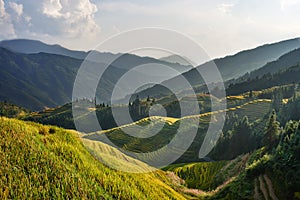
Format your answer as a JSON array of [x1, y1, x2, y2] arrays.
[[1, 38, 300, 110], [236, 47, 300, 82], [159, 54, 192, 66], [0, 39, 192, 72], [136, 38, 300, 99], [0, 39, 88, 59], [0, 39, 192, 110]]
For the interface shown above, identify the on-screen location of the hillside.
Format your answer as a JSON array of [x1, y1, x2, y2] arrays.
[[24, 93, 227, 131], [0, 46, 190, 110], [1, 86, 299, 199], [0, 39, 88, 59], [0, 47, 126, 110], [84, 98, 272, 164], [0, 101, 30, 118], [236, 47, 300, 83], [0, 117, 186, 199], [136, 37, 300, 99], [227, 64, 300, 96], [163, 97, 300, 199], [159, 54, 192, 66], [0, 39, 192, 73]]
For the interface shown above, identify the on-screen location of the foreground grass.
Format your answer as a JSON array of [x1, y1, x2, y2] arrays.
[[0, 117, 185, 199]]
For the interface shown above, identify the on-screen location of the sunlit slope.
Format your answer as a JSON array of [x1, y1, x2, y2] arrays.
[[0, 117, 185, 199], [84, 99, 272, 163], [163, 154, 250, 191]]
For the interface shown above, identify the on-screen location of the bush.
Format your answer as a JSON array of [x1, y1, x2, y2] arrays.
[[38, 126, 49, 135], [49, 127, 56, 134]]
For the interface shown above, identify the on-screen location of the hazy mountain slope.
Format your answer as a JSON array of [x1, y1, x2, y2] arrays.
[[0, 46, 194, 110], [0, 39, 88, 59], [0, 39, 192, 73], [137, 38, 300, 99], [0, 117, 186, 199], [227, 64, 300, 95], [237, 47, 300, 81], [159, 54, 192, 66], [0, 47, 129, 110], [0, 40, 194, 109]]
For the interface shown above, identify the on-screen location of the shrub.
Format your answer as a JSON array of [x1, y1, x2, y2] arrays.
[[38, 126, 49, 135]]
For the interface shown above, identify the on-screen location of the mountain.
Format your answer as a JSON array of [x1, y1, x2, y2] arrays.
[[0, 47, 129, 110], [0, 41, 193, 110], [159, 54, 193, 66], [237, 47, 300, 82], [227, 64, 300, 96], [0, 39, 192, 73], [136, 37, 300, 99], [0, 39, 88, 59]]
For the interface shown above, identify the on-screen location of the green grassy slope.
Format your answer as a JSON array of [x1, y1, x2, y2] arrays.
[[163, 154, 250, 191], [163, 161, 227, 191], [84, 99, 272, 163], [0, 117, 186, 199]]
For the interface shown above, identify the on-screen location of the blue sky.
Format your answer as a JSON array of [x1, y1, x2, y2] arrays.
[[1, 0, 300, 59]]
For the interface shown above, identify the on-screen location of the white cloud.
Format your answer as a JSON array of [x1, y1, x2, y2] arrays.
[[8, 2, 23, 17], [0, 0, 15, 38], [42, 0, 63, 18], [280, 0, 300, 10], [40, 0, 100, 38], [217, 3, 235, 14], [0, 0, 299, 58]]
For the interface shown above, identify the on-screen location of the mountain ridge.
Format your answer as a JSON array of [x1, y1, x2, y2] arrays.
[[135, 37, 300, 99]]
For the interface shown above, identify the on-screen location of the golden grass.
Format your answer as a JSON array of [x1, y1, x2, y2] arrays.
[[0, 117, 186, 199]]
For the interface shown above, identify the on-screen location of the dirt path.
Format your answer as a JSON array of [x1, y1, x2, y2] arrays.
[[254, 178, 262, 200], [255, 174, 279, 200], [259, 175, 269, 200], [263, 174, 279, 200]]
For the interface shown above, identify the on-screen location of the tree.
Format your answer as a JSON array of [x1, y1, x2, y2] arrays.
[[249, 90, 253, 98], [272, 91, 283, 112], [263, 110, 280, 150]]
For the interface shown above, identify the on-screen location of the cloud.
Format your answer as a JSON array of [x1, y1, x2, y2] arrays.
[[217, 3, 235, 14], [0, 0, 100, 41], [8, 2, 23, 17], [0, 0, 15, 38], [37, 0, 100, 38], [280, 0, 300, 10], [42, 0, 63, 18]]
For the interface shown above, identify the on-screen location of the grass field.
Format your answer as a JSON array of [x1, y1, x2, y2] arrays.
[[0, 117, 186, 199]]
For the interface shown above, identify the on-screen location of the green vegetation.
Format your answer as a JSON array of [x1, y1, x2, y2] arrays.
[[163, 161, 227, 190], [0, 101, 30, 118], [0, 117, 186, 199], [85, 99, 271, 164], [263, 110, 280, 149], [227, 64, 300, 96], [207, 113, 300, 199]]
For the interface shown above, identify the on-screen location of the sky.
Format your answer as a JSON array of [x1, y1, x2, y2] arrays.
[[0, 0, 300, 59]]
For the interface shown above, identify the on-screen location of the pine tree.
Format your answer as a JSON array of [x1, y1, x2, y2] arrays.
[[272, 91, 283, 112], [249, 90, 253, 98], [263, 110, 280, 150]]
